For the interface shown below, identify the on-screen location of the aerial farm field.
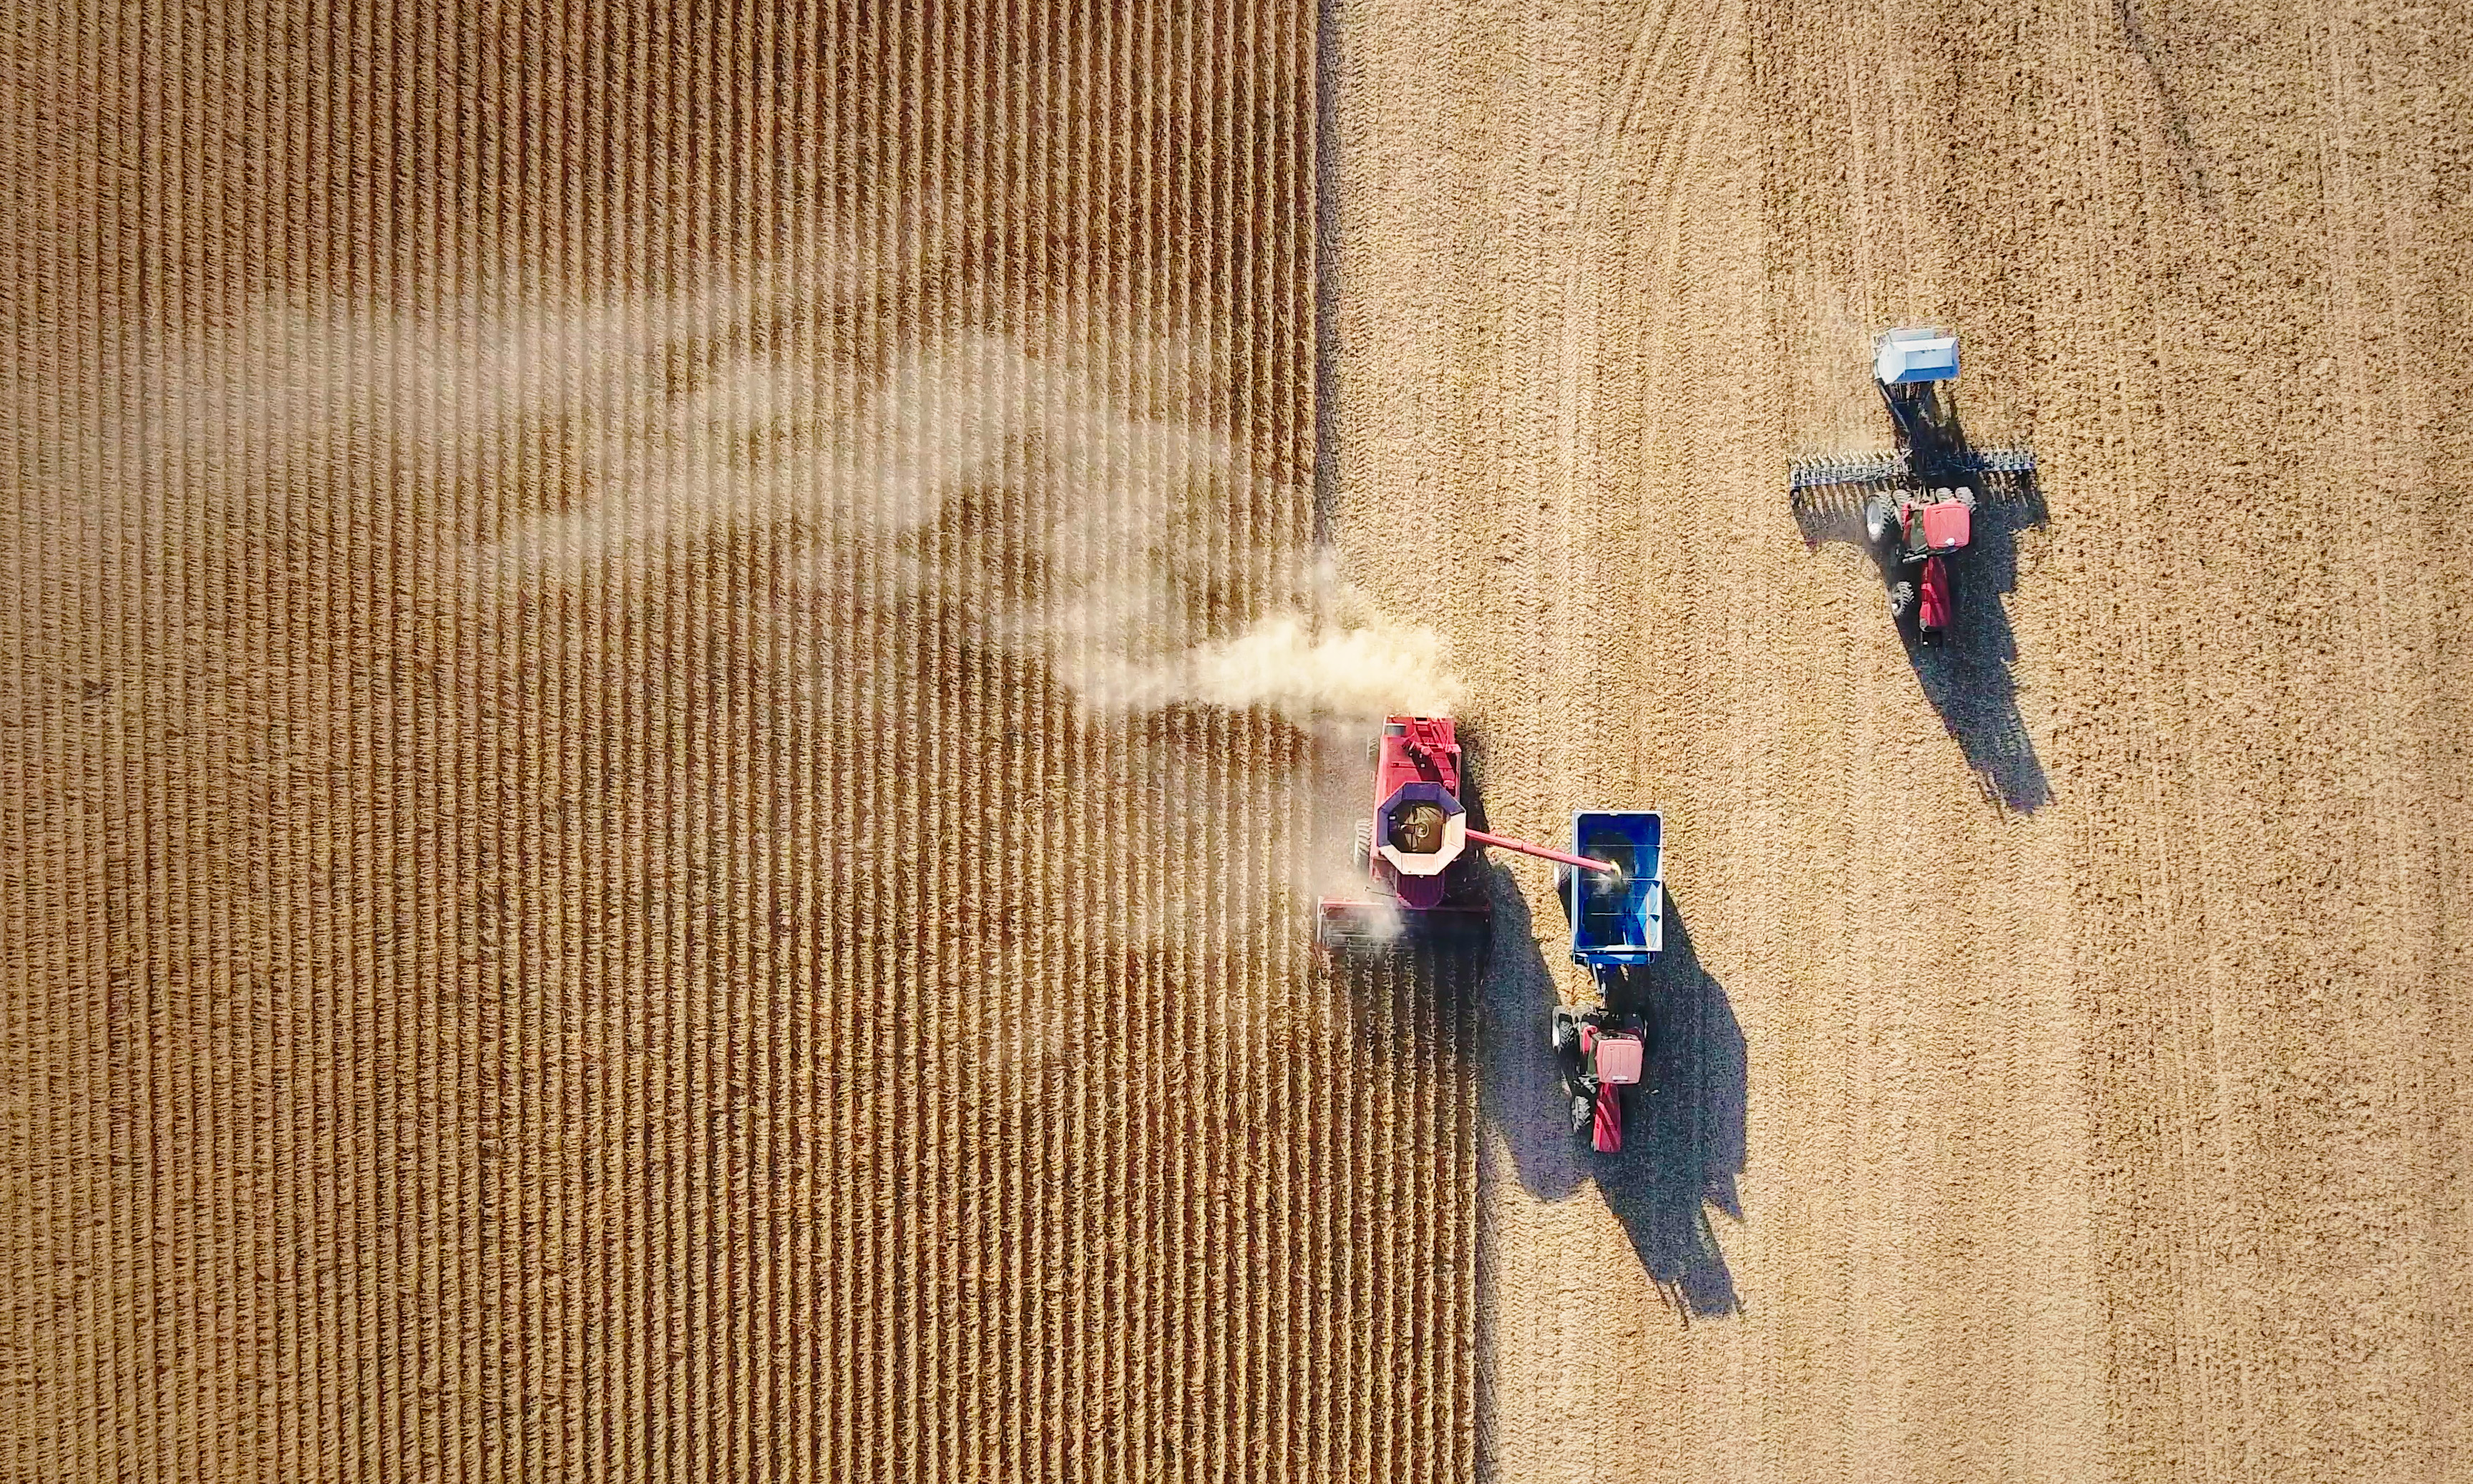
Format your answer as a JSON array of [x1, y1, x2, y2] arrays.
[[4, 0, 2466, 1481]]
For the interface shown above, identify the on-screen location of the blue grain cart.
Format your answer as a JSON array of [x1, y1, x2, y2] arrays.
[[1551, 810, 1663, 1153]]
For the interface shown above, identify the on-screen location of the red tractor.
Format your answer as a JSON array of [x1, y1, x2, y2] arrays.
[[1867, 484, 1976, 643], [1789, 326, 2035, 645], [1552, 1007, 1647, 1154], [1550, 809, 1663, 1154]]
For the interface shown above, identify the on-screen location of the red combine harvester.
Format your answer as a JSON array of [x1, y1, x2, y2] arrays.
[[1314, 716, 1616, 947], [1317, 717, 1665, 1155]]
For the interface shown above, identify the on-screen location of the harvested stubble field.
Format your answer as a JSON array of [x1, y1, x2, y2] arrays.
[[3, 2, 2467, 1484], [1332, 0, 2470, 1479]]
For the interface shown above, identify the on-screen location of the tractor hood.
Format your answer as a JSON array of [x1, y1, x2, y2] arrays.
[[1916, 499, 1971, 551]]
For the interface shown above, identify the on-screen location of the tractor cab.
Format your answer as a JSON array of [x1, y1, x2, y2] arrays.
[[1554, 1007, 1649, 1154], [1906, 491, 1973, 556], [1586, 1025, 1644, 1086]]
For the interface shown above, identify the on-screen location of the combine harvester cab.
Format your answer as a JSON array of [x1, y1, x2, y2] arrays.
[[1554, 810, 1662, 1156]]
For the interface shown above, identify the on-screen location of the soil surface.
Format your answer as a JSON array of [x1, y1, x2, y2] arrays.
[[1327, 0, 2469, 1479]]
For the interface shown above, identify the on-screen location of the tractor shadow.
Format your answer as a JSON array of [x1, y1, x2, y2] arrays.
[[1471, 864, 1745, 1321], [1791, 474, 2052, 813], [1907, 483, 2051, 811]]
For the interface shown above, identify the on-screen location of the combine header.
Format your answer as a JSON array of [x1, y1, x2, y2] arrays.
[[1790, 327, 2037, 644], [1317, 716, 1664, 1154]]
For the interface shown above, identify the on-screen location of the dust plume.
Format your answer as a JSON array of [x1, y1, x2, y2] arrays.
[[135, 261, 1467, 728], [135, 258, 1465, 976], [1083, 558, 1465, 722], [451, 271, 1466, 730]]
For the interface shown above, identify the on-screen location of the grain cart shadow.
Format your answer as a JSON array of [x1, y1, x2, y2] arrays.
[[1792, 477, 2053, 812], [1472, 864, 1745, 1322]]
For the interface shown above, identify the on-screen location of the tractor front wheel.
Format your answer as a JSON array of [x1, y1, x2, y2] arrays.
[[1863, 494, 1895, 547], [1888, 580, 1916, 619]]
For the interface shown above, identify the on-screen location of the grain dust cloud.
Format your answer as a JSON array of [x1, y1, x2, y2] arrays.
[[147, 270, 1464, 731], [138, 262, 1463, 962]]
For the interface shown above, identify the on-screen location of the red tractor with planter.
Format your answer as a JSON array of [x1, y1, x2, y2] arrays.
[[1789, 326, 2035, 645]]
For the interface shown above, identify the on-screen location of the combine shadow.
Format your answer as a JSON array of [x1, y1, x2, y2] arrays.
[[1791, 466, 2053, 813], [1472, 864, 1746, 1320]]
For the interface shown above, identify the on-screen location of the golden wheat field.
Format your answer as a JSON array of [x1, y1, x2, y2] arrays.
[[4, 1, 2467, 1480]]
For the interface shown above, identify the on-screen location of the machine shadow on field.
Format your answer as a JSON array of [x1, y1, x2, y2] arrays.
[[1908, 484, 2051, 811], [1792, 478, 2052, 812], [1471, 864, 1746, 1321]]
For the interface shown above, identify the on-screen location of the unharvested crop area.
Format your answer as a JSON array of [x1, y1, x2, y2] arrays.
[[5, 4, 1468, 1480], [4, 0, 2468, 1481]]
